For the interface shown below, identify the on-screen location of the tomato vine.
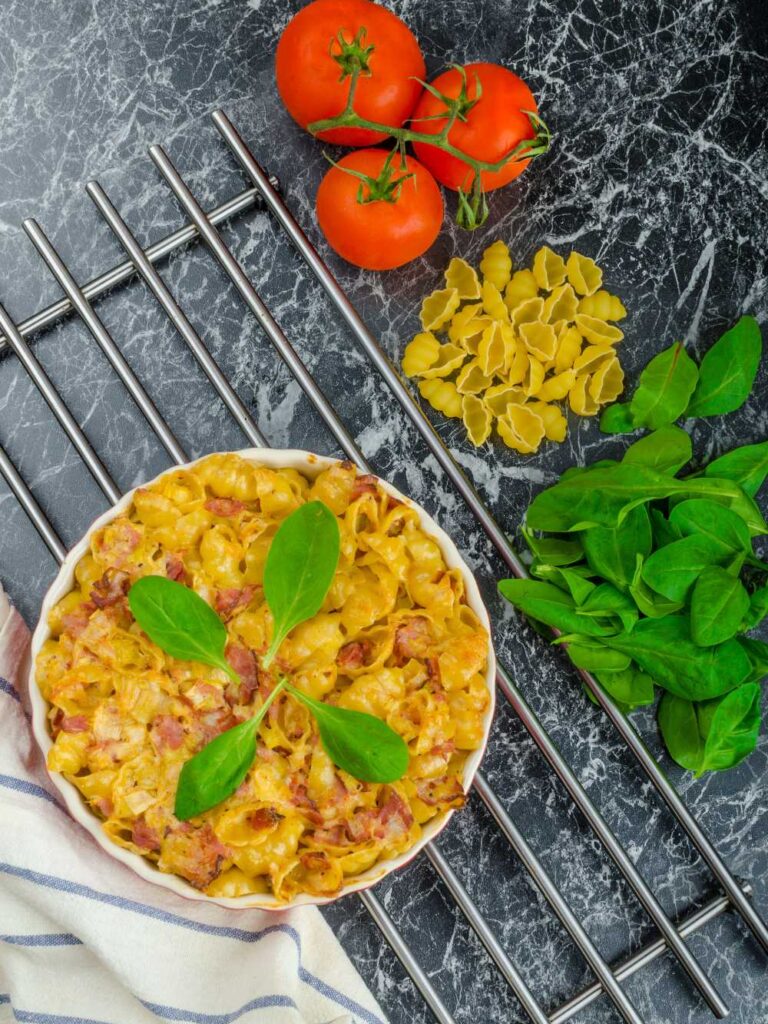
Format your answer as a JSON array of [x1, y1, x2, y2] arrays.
[[308, 32, 551, 229]]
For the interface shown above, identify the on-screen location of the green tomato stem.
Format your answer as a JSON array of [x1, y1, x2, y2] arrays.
[[307, 63, 551, 191]]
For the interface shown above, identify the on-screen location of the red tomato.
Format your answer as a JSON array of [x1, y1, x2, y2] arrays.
[[276, 0, 426, 147], [411, 63, 539, 191], [315, 149, 443, 269]]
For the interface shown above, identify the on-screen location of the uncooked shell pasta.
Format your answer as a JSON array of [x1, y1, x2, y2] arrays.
[[403, 245, 628, 452]]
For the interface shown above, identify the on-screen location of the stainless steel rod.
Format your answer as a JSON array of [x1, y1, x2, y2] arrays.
[[147, 144, 365, 469], [425, 842, 550, 1024], [0, 186, 270, 355], [474, 774, 644, 1024], [150, 140, 655, 1024], [359, 889, 457, 1024], [496, 665, 728, 1017], [550, 885, 752, 1024], [211, 109, 768, 958], [0, 445, 67, 562], [0, 301, 121, 506], [23, 219, 187, 466], [85, 180, 269, 451]]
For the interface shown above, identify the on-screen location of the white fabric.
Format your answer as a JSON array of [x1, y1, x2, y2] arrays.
[[0, 588, 387, 1024]]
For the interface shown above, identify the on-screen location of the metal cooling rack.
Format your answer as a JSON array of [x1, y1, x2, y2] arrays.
[[0, 110, 766, 1024]]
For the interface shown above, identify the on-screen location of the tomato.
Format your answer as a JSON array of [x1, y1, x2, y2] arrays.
[[411, 63, 539, 192], [276, 0, 426, 147], [315, 149, 443, 269]]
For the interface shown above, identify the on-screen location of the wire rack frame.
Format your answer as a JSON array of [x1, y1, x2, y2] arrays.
[[0, 110, 765, 1024]]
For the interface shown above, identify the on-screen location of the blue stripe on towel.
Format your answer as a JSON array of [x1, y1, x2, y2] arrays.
[[142, 995, 298, 1022], [12, 1011, 122, 1024], [0, 862, 384, 1024], [1, 933, 82, 946], [0, 774, 65, 810], [0, 676, 20, 702]]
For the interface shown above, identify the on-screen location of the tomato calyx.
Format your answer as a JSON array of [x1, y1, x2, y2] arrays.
[[330, 27, 374, 81], [324, 149, 414, 205], [411, 64, 481, 124], [456, 175, 490, 231]]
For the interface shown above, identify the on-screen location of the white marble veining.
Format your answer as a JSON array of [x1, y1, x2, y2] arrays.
[[0, 1, 766, 1021]]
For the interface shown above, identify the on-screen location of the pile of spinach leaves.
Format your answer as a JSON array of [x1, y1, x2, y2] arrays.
[[500, 316, 767, 777]]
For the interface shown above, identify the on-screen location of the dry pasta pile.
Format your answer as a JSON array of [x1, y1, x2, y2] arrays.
[[402, 243, 627, 453]]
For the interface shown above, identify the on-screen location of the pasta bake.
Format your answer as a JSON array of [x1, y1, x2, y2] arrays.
[[36, 454, 491, 901]]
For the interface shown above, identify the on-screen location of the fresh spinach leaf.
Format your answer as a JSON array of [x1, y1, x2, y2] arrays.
[[704, 440, 768, 498], [263, 500, 341, 666], [567, 643, 631, 673], [596, 667, 655, 709], [658, 692, 705, 773], [175, 678, 286, 819], [641, 535, 726, 602], [669, 498, 752, 559], [286, 684, 409, 783], [532, 563, 595, 604], [690, 567, 750, 647], [685, 316, 762, 418], [629, 555, 684, 617], [497, 579, 618, 637], [695, 683, 761, 775], [660, 684, 761, 777], [623, 426, 692, 475], [521, 528, 583, 566], [578, 582, 639, 632], [671, 476, 768, 534], [649, 509, 683, 549], [581, 505, 653, 590], [600, 402, 635, 434], [604, 616, 752, 699], [742, 586, 768, 631], [738, 637, 768, 683], [629, 341, 699, 429], [526, 464, 746, 534], [129, 577, 238, 681]]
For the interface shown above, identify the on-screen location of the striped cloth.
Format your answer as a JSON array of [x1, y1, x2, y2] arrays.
[[0, 587, 387, 1024]]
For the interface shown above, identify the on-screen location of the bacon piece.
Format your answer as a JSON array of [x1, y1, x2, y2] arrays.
[[90, 569, 130, 609], [197, 708, 238, 745], [165, 553, 188, 583], [249, 807, 281, 831], [93, 797, 113, 818], [300, 851, 331, 872], [204, 497, 245, 517], [336, 640, 372, 672], [426, 656, 441, 681], [93, 520, 141, 568], [61, 603, 95, 638], [60, 714, 89, 733], [312, 824, 348, 846], [393, 616, 431, 664], [215, 585, 257, 619], [132, 817, 161, 851], [162, 823, 230, 890], [386, 495, 403, 511], [415, 775, 465, 808], [224, 643, 260, 705], [151, 714, 185, 752], [376, 788, 414, 841], [350, 474, 379, 500], [288, 778, 324, 826]]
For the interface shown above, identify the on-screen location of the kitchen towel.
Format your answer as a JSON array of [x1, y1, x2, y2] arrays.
[[0, 586, 387, 1024]]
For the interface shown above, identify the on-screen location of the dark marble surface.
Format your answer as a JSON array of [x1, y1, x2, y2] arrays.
[[1, 0, 767, 1021]]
